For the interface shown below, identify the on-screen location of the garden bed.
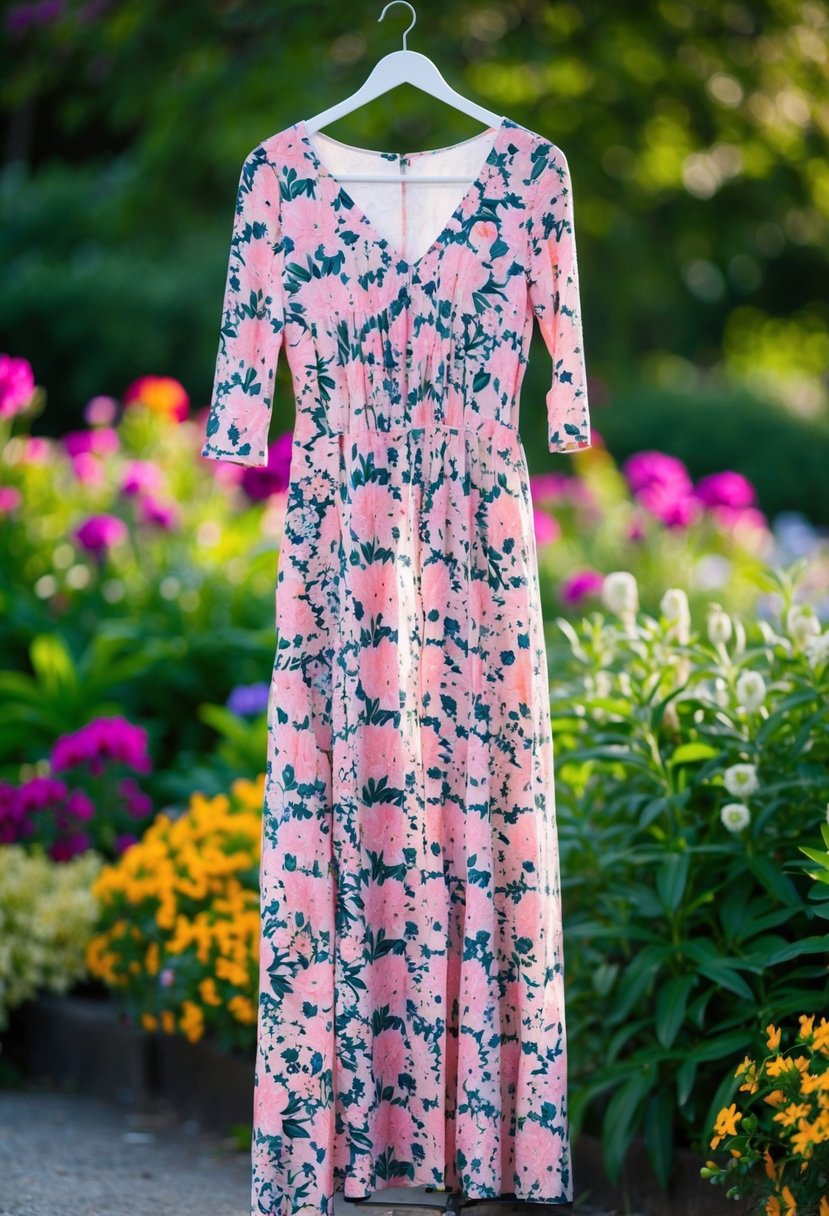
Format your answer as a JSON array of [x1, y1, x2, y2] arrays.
[[3, 993, 752, 1216]]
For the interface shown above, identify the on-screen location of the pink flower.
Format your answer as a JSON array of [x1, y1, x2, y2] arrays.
[[694, 470, 756, 510], [74, 513, 128, 554], [138, 495, 179, 530], [239, 431, 294, 500], [560, 568, 604, 605], [63, 427, 119, 457], [70, 452, 107, 486], [19, 436, 50, 464], [623, 450, 700, 529], [533, 507, 561, 546], [83, 395, 119, 426], [0, 486, 22, 513], [120, 460, 163, 497], [530, 472, 574, 503], [119, 776, 153, 819], [0, 354, 35, 417]]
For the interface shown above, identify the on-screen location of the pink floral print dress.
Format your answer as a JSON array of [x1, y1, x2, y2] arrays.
[[201, 114, 590, 1216]]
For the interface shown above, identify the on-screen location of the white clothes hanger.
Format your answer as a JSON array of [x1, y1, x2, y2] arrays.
[[301, 1, 505, 185]]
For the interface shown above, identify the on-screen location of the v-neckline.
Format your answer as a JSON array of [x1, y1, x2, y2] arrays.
[[295, 116, 508, 273]]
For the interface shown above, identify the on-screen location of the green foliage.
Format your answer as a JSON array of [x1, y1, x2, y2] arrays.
[[551, 565, 829, 1187]]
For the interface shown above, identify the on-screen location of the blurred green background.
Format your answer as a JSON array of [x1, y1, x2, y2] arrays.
[[2, 0, 828, 519]]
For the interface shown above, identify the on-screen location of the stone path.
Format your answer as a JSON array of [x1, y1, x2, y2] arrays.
[[0, 1085, 617, 1216]]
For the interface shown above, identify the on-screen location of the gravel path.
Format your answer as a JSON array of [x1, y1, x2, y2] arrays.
[[0, 1085, 615, 1216]]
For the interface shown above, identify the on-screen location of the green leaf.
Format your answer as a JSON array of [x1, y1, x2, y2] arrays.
[[601, 1068, 655, 1184], [656, 853, 690, 911], [643, 1087, 674, 1190], [655, 975, 696, 1048], [760, 934, 829, 966], [670, 742, 719, 765]]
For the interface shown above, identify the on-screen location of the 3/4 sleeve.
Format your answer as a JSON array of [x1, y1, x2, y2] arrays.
[[526, 143, 591, 454], [200, 144, 284, 467]]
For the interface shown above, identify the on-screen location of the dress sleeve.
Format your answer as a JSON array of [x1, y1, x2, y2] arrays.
[[526, 143, 591, 454], [200, 144, 284, 467]]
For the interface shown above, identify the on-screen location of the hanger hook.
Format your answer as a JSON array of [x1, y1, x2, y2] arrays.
[[377, 1, 416, 52]]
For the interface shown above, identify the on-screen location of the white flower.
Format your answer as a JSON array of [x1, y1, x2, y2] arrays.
[[825, 802, 829, 826], [804, 631, 829, 670], [707, 603, 732, 646], [736, 670, 766, 713], [787, 603, 821, 645], [602, 571, 639, 618], [661, 588, 691, 644], [724, 762, 759, 797], [721, 802, 751, 832]]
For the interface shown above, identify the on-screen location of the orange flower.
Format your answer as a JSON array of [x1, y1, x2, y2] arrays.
[[123, 375, 189, 422], [767, 1023, 782, 1052]]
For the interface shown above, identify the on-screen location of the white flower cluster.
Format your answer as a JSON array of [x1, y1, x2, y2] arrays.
[[720, 762, 758, 833], [0, 845, 102, 1030]]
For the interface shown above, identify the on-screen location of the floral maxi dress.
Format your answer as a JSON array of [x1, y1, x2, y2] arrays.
[[200, 115, 591, 1216]]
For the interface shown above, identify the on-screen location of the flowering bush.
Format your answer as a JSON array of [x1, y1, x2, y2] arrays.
[[0, 845, 102, 1032], [549, 562, 829, 1187], [1, 715, 154, 859], [86, 776, 263, 1051], [702, 1017, 829, 1215]]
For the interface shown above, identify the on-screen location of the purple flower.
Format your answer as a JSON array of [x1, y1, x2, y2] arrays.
[[227, 682, 270, 717], [17, 776, 69, 815], [694, 471, 757, 510], [121, 460, 163, 497], [0, 354, 35, 417], [50, 832, 92, 862], [560, 568, 605, 606], [239, 431, 294, 500], [114, 833, 139, 855], [0, 782, 24, 844], [50, 715, 152, 776], [74, 513, 128, 554]]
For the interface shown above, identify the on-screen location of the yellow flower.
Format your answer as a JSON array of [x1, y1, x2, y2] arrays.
[[766, 1198, 781, 1216], [140, 1012, 158, 1032], [160, 1010, 175, 1034], [199, 977, 222, 1007], [713, 1103, 742, 1137], [179, 1000, 204, 1044], [767, 1023, 782, 1052], [799, 1014, 815, 1040], [228, 995, 257, 1025], [819, 1197, 829, 1216], [781, 1185, 797, 1215]]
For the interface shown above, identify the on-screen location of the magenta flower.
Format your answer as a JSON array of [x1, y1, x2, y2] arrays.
[[17, 776, 70, 815], [533, 507, 561, 546], [74, 513, 128, 554], [20, 436, 50, 464], [530, 472, 573, 503], [121, 459, 163, 497], [119, 776, 153, 819], [0, 354, 35, 417], [694, 470, 756, 510], [51, 715, 152, 776], [623, 450, 700, 529], [63, 427, 119, 458], [0, 782, 24, 844], [70, 452, 107, 487], [0, 486, 22, 513], [138, 495, 179, 530], [560, 568, 605, 606], [64, 788, 95, 822], [239, 432, 294, 500]]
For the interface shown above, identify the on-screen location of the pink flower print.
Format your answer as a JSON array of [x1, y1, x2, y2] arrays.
[[373, 1027, 407, 1085]]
